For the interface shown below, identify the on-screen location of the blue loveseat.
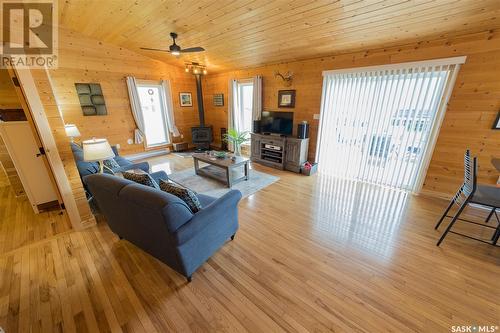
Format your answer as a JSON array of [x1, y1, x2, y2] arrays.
[[84, 173, 242, 282], [71, 142, 150, 177]]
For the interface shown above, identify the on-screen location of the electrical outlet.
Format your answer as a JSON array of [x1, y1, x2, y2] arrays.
[[127, 139, 133, 144], [181, 134, 184, 139], [115, 143, 121, 150], [313, 114, 321, 120]]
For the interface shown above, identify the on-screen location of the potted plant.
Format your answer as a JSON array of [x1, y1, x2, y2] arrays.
[[223, 128, 249, 156]]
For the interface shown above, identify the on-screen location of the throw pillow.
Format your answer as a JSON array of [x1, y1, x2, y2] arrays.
[[103, 158, 120, 171], [123, 171, 159, 189], [159, 180, 202, 213]]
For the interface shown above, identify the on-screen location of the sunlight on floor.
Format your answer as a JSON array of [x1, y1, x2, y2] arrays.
[[313, 174, 409, 259]]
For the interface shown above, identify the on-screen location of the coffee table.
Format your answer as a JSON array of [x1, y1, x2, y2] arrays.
[[192, 153, 250, 188]]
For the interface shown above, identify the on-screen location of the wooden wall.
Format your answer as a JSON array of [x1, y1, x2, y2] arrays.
[[29, 27, 202, 228], [203, 29, 500, 197], [0, 70, 21, 109], [46, 28, 200, 155], [30, 68, 96, 227]]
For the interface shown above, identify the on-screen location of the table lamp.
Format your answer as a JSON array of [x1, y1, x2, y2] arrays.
[[64, 124, 81, 143], [82, 138, 115, 173]]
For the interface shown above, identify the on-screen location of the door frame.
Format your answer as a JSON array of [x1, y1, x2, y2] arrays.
[[6, 65, 86, 229]]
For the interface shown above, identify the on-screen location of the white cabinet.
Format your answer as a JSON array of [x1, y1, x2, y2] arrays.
[[0, 121, 58, 213]]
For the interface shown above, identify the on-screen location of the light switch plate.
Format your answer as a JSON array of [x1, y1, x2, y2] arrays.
[[313, 114, 321, 120]]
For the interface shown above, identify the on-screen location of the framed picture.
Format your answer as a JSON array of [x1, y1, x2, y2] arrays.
[[278, 90, 295, 108], [493, 112, 500, 130], [213, 93, 224, 106], [179, 92, 193, 107]]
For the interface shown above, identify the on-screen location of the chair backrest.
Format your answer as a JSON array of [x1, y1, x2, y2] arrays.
[[453, 150, 477, 205], [462, 149, 477, 196]]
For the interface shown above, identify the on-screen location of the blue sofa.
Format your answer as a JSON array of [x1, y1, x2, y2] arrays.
[[71, 142, 150, 177], [84, 173, 242, 282]]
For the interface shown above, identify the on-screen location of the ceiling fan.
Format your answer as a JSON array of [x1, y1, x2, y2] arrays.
[[140, 32, 205, 56]]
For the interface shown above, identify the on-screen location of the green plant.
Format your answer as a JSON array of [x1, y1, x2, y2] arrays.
[[223, 128, 249, 155]]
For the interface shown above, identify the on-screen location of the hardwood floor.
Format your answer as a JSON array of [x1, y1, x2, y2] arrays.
[[0, 154, 498, 332], [0, 176, 71, 256]]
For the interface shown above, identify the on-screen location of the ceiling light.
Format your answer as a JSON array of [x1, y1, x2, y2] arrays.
[[185, 67, 189, 72], [171, 50, 180, 56], [203, 69, 207, 75]]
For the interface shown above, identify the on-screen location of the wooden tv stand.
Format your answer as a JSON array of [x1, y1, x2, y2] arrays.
[[250, 133, 309, 173]]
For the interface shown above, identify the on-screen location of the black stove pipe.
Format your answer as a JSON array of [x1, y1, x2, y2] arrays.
[[195, 74, 205, 127]]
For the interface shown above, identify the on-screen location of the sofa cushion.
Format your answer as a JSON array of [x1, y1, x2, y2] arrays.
[[77, 160, 100, 177], [113, 156, 133, 168], [159, 180, 202, 213], [71, 142, 84, 162], [103, 158, 120, 170], [123, 171, 159, 189]]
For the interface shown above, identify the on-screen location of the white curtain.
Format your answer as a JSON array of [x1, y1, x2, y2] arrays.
[[227, 79, 239, 131], [316, 57, 464, 191], [125, 76, 145, 144], [160, 80, 180, 137], [227, 79, 240, 151], [252, 75, 262, 121]]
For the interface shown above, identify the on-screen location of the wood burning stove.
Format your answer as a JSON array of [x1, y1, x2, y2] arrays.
[[191, 72, 213, 150], [191, 126, 212, 150]]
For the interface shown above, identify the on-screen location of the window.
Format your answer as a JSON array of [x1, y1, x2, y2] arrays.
[[236, 81, 254, 136], [316, 57, 464, 191], [136, 83, 170, 147]]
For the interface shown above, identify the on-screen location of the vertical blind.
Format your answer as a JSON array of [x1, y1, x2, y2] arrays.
[[316, 58, 464, 191]]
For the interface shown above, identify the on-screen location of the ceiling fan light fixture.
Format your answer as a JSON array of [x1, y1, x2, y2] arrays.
[[171, 50, 180, 56]]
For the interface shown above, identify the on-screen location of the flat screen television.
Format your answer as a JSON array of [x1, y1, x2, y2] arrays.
[[260, 111, 293, 136]]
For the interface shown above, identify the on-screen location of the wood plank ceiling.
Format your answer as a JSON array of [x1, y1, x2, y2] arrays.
[[58, 0, 500, 72]]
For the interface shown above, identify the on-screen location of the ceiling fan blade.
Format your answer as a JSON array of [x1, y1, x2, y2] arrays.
[[180, 47, 205, 53], [140, 47, 171, 53]]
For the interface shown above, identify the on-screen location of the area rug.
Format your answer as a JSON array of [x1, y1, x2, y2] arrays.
[[168, 165, 279, 198], [172, 150, 197, 158]]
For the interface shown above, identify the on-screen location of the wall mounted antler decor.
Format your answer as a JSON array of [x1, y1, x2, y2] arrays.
[[274, 70, 294, 87]]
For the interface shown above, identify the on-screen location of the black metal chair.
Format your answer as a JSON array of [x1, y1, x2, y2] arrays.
[[435, 150, 500, 246]]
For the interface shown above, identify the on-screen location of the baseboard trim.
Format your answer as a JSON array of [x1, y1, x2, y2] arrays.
[[123, 149, 170, 161]]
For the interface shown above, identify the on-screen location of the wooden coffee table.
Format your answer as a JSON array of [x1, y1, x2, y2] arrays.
[[192, 153, 250, 188]]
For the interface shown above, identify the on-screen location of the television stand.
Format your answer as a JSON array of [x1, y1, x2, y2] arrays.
[[250, 133, 309, 172]]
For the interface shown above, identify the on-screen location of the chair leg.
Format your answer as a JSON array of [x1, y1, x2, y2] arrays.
[[491, 226, 500, 244], [484, 208, 496, 224], [231, 234, 235, 241], [187, 276, 192, 283], [435, 199, 455, 230], [437, 201, 468, 246]]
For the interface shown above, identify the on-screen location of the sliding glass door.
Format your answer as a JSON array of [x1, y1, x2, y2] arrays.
[[316, 58, 463, 191]]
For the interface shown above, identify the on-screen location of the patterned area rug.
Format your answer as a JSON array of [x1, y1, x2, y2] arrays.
[[168, 165, 279, 198]]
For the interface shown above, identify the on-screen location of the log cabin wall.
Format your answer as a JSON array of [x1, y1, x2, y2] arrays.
[[45, 28, 200, 155], [29, 28, 200, 228], [202, 29, 500, 197]]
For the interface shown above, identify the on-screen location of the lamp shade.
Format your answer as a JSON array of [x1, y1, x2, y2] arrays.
[[82, 138, 115, 162], [64, 124, 81, 138]]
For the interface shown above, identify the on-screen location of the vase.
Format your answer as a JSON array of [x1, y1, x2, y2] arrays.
[[234, 144, 241, 156]]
